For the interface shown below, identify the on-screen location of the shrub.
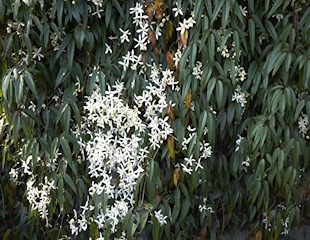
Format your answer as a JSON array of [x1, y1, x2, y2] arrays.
[[0, 0, 309, 239]]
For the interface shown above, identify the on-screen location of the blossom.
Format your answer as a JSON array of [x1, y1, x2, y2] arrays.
[[105, 43, 112, 54], [181, 163, 193, 174], [134, 35, 148, 51], [184, 155, 196, 166], [232, 85, 249, 107], [298, 113, 309, 139], [186, 17, 196, 28], [193, 61, 203, 80], [235, 134, 244, 152], [32, 47, 44, 61], [235, 65, 247, 82], [119, 28, 131, 43], [172, 2, 183, 17], [176, 19, 187, 34], [130, 3, 148, 26], [173, 49, 182, 66], [154, 210, 168, 226], [242, 156, 251, 171], [240, 6, 248, 16]]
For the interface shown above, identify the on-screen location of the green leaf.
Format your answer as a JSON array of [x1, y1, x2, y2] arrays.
[[216, 80, 224, 109], [64, 173, 77, 194], [180, 199, 191, 221], [14, 74, 24, 104], [112, 0, 125, 19], [67, 39, 75, 70], [74, 24, 85, 50], [55, 34, 72, 61], [198, 111, 207, 140], [267, 0, 283, 18], [248, 18, 255, 54], [24, 71, 37, 96], [2, 69, 12, 103], [105, 2, 112, 27], [272, 52, 286, 76], [98, 71, 106, 95], [55, 66, 70, 89], [206, 77, 216, 103], [208, 33, 215, 63], [211, 0, 224, 24], [58, 177, 64, 211], [60, 137, 75, 174], [140, 211, 149, 231], [251, 181, 261, 205], [221, 0, 230, 29], [282, 166, 292, 188]]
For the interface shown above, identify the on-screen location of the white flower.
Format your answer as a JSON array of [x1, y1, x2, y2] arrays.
[[242, 156, 251, 172], [199, 204, 207, 212], [181, 163, 193, 174], [105, 43, 112, 54], [273, 14, 283, 22], [235, 134, 244, 152], [232, 85, 249, 108], [195, 158, 204, 171], [193, 61, 203, 80], [172, 2, 183, 17], [239, 6, 248, 16], [119, 28, 131, 43], [154, 210, 168, 226], [186, 17, 196, 28], [298, 113, 309, 139], [176, 20, 187, 34], [32, 47, 44, 61], [134, 35, 148, 51], [184, 155, 196, 166], [235, 65, 247, 82], [22, 0, 31, 6], [155, 25, 162, 40], [130, 3, 148, 26], [136, 21, 149, 38], [173, 49, 182, 66]]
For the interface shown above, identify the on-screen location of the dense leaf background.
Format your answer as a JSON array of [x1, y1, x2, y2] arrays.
[[0, 0, 309, 239]]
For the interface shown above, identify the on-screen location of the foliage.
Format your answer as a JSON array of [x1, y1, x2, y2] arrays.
[[0, 0, 310, 239]]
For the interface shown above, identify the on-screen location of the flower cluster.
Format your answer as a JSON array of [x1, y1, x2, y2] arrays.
[[232, 85, 249, 108], [135, 64, 174, 149], [70, 81, 148, 235], [26, 177, 56, 227], [71, 64, 173, 235], [154, 210, 168, 226], [198, 197, 214, 213], [118, 50, 144, 72], [180, 126, 212, 175], [193, 61, 203, 80], [176, 16, 196, 34], [9, 143, 58, 227], [298, 112, 309, 139], [235, 65, 247, 82]]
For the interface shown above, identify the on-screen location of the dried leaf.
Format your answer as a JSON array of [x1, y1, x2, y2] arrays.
[[165, 20, 174, 45], [166, 51, 174, 69], [173, 168, 180, 187], [180, 29, 188, 48], [185, 88, 192, 110], [167, 102, 175, 122], [148, 30, 157, 47], [154, 0, 164, 21], [168, 135, 175, 162], [146, 3, 154, 24], [200, 226, 208, 240], [254, 230, 262, 240]]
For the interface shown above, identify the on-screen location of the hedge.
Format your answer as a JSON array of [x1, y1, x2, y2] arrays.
[[0, 0, 309, 239]]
